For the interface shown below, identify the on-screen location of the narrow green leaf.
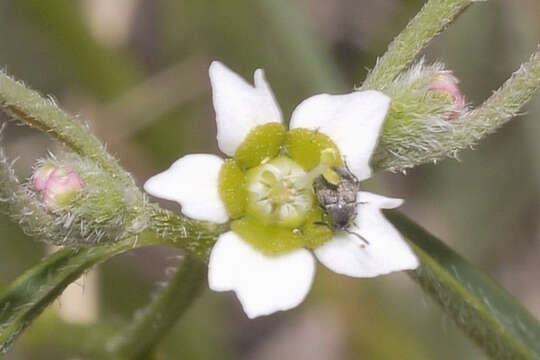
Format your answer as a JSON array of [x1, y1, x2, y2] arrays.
[[0, 233, 169, 354], [386, 211, 540, 360], [0, 243, 127, 353]]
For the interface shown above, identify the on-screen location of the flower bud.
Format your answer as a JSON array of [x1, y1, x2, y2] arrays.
[[32, 163, 56, 191], [429, 72, 465, 118], [33, 164, 85, 210]]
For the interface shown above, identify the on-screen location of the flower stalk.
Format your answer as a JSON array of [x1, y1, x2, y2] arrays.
[[360, 0, 481, 91], [0, 71, 136, 189], [0, 231, 219, 354], [455, 49, 540, 146], [373, 49, 540, 172]]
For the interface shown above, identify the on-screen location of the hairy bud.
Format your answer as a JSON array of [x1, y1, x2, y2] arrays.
[[429, 72, 465, 118], [370, 60, 469, 172], [33, 164, 84, 211], [29, 155, 147, 246], [32, 163, 56, 191]]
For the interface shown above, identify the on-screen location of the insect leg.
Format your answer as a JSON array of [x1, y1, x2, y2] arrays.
[[344, 229, 370, 246], [313, 221, 331, 228]]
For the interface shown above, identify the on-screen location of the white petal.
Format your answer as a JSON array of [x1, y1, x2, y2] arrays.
[[144, 154, 229, 223], [290, 90, 390, 181], [208, 231, 315, 319], [209, 61, 283, 156], [357, 191, 404, 209], [315, 192, 418, 277]]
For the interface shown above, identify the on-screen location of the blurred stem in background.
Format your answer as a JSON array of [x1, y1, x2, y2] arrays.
[[257, 0, 347, 92], [22, 312, 116, 359], [98, 56, 209, 144], [109, 255, 207, 359]]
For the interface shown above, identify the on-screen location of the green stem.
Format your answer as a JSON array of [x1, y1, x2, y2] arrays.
[[147, 206, 225, 260], [0, 71, 135, 188], [373, 49, 540, 172], [109, 256, 207, 360], [386, 211, 540, 360], [0, 231, 216, 354], [361, 0, 477, 90], [454, 49, 540, 145], [0, 241, 128, 353]]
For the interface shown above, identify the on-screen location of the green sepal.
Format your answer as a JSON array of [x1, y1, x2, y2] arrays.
[[231, 217, 305, 255], [285, 128, 343, 170], [234, 123, 286, 169], [218, 160, 247, 219]]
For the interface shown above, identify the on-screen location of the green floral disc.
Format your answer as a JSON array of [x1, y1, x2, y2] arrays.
[[218, 159, 247, 219], [231, 209, 335, 255], [301, 208, 334, 249], [285, 128, 344, 170], [234, 123, 286, 169], [231, 217, 306, 255]]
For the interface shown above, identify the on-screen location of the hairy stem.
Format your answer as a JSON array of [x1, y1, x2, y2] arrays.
[[373, 49, 540, 171], [0, 241, 131, 353], [0, 71, 134, 188], [0, 205, 222, 352], [361, 0, 478, 90], [109, 256, 207, 359], [0, 230, 217, 353], [454, 49, 540, 145], [147, 206, 225, 260]]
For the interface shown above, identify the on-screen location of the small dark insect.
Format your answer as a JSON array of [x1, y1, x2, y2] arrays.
[[312, 166, 369, 245]]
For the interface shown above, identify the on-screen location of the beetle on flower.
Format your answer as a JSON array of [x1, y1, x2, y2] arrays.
[[144, 61, 419, 319]]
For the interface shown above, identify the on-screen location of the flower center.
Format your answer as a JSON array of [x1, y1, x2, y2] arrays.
[[246, 156, 313, 227]]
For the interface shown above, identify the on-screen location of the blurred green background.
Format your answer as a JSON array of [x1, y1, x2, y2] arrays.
[[0, 0, 538, 359]]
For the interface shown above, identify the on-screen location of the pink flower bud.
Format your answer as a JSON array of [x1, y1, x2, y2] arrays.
[[429, 72, 466, 119], [32, 163, 56, 191], [33, 165, 85, 210]]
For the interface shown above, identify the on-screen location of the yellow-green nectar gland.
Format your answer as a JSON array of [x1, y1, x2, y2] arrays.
[[246, 157, 314, 228], [218, 126, 343, 255]]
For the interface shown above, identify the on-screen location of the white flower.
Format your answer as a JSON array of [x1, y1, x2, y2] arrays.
[[144, 61, 419, 319]]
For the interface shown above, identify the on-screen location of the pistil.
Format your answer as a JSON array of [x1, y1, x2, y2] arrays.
[[246, 157, 313, 227]]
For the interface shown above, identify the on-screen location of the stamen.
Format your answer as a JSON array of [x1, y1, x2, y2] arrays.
[[246, 156, 314, 227], [297, 148, 339, 188], [298, 163, 328, 188]]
